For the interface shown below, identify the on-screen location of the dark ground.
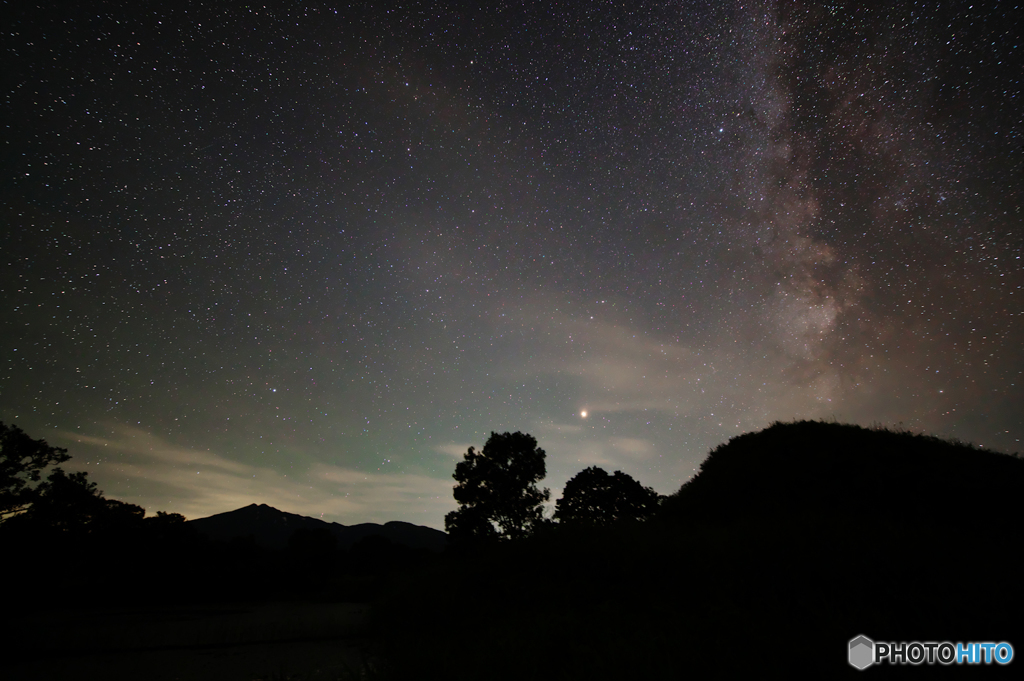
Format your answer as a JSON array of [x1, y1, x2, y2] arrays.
[[5, 602, 372, 681]]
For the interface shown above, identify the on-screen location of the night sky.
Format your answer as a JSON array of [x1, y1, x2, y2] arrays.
[[3, 1, 1021, 529]]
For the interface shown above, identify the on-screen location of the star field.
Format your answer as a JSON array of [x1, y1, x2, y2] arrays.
[[2, 0, 1021, 528]]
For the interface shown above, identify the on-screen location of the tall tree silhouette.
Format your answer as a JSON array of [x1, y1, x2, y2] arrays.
[[445, 431, 550, 541], [1, 421, 70, 520], [554, 466, 661, 526]]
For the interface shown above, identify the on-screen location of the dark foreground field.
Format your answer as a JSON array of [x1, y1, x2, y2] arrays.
[[5, 602, 372, 681]]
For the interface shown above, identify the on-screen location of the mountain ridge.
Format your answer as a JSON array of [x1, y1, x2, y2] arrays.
[[187, 503, 448, 551]]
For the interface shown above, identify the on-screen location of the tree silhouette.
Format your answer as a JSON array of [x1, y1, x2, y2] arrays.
[[445, 431, 550, 542], [1, 422, 156, 537], [1, 421, 70, 520], [554, 466, 662, 526], [14, 467, 146, 536]]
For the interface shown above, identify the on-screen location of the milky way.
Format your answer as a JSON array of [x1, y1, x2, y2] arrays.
[[2, 1, 1021, 528]]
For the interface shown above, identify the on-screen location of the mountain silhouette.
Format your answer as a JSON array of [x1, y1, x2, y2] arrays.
[[187, 503, 448, 551]]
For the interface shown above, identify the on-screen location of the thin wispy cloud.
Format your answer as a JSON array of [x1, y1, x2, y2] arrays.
[[59, 426, 456, 527]]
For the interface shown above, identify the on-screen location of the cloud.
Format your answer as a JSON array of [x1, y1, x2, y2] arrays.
[[608, 437, 657, 460], [57, 426, 455, 529], [534, 421, 584, 435], [489, 306, 710, 415], [433, 442, 474, 458]]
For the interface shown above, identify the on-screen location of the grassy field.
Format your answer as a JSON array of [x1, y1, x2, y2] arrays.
[[4, 602, 373, 681]]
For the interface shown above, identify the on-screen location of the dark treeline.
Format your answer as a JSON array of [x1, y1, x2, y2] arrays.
[[1, 512, 436, 612], [0, 421, 438, 618], [371, 421, 1024, 678], [4, 420, 1023, 677]]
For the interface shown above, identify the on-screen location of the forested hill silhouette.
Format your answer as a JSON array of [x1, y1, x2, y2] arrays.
[[660, 420, 1024, 525], [373, 420, 1024, 678], [188, 503, 448, 552]]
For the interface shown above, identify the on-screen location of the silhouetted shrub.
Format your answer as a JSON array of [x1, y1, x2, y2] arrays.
[[554, 466, 661, 526]]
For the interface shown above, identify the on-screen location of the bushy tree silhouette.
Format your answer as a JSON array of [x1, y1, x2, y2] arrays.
[[1, 422, 170, 537], [1, 421, 70, 520], [0, 425, 199, 611], [554, 466, 661, 526], [445, 431, 550, 541], [12, 467, 146, 536]]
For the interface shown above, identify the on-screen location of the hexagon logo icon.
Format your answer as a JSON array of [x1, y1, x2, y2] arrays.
[[849, 635, 875, 670]]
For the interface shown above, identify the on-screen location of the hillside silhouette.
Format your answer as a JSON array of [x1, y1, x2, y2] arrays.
[[373, 420, 1024, 678], [188, 503, 448, 552], [662, 419, 1024, 524], [0, 500, 448, 616]]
